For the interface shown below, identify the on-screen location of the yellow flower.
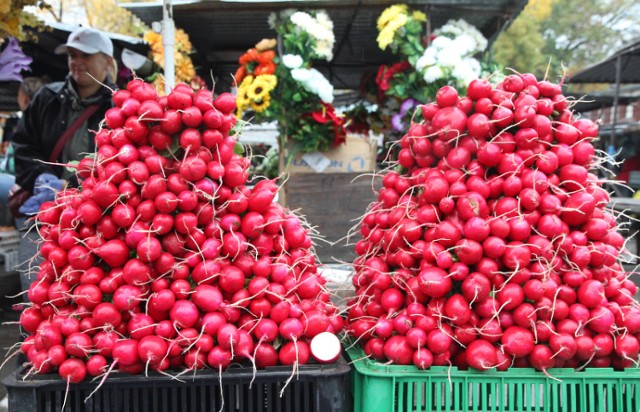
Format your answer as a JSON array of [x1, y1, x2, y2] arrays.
[[237, 79, 252, 103], [257, 74, 277, 89], [239, 75, 254, 90], [152, 51, 164, 67], [377, 28, 394, 50], [236, 88, 251, 112], [255, 38, 277, 52], [412, 10, 427, 22], [175, 29, 192, 53], [377, 14, 406, 50], [144, 31, 162, 47], [251, 96, 271, 113], [247, 77, 272, 101], [175, 52, 195, 82], [377, 4, 407, 31]]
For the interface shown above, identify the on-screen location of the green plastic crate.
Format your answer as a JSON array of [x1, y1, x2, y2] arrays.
[[347, 346, 640, 412]]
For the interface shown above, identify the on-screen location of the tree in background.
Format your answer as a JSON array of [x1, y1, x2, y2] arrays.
[[83, 0, 148, 37], [1, 0, 50, 40], [37, 0, 148, 37], [492, 0, 640, 80]]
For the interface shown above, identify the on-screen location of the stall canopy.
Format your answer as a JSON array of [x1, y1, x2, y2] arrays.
[[122, 0, 528, 90], [568, 85, 640, 113], [570, 39, 640, 84], [569, 39, 640, 151]]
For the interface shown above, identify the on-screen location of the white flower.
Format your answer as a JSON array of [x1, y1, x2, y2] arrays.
[[282, 54, 304, 69], [452, 58, 481, 85], [287, 10, 335, 61], [291, 68, 313, 83], [451, 33, 477, 55], [314, 40, 334, 61], [315, 11, 333, 31], [436, 19, 487, 54], [423, 66, 445, 83], [290, 68, 334, 103], [431, 36, 453, 51], [436, 48, 463, 67], [415, 47, 437, 71], [290, 11, 314, 29]]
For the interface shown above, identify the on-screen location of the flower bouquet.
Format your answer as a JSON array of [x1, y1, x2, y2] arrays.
[[368, 4, 489, 137], [235, 10, 346, 156], [142, 28, 205, 93]]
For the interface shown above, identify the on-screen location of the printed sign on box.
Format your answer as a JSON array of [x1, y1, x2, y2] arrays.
[[280, 134, 378, 174]]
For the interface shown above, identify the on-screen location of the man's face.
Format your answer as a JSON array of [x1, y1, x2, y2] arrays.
[[67, 48, 111, 88]]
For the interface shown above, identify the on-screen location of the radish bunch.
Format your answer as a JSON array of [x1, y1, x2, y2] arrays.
[[347, 74, 640, 373], [19, 79, 342, 383]]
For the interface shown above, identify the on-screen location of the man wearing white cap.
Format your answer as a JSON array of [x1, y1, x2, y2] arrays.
[[11, 27, 116, 210], [10, 27, 117, 295]]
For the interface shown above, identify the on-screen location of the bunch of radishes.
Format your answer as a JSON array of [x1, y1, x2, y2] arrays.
[[347, 73, 640, 373], [19, 79, 343, 384]]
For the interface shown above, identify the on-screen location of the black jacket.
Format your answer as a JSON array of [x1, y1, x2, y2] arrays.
[[12, 76, 115, 192]]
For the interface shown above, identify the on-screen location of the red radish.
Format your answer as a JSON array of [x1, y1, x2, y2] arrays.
[[95, 239, 129, 268], [466, 340, 497, 370], [58, 358, 87, 383], [529, 344, 555, 373], [112, 339, 140, 367], [432, 107, 467, 141], [278, 340, 310, 366], [310, 332, 341, 363], [86, 355, 108, 377], [383, 335, 414, 365]]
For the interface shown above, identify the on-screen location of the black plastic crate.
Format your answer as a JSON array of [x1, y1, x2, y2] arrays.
[[4, 356, 351, 412]]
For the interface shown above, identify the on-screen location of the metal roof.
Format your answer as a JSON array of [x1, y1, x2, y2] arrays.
[[570, 39, 640, 84], [121, 0, 528, 90], [568, 85, 640, 113]]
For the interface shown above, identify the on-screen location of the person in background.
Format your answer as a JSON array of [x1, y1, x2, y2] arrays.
[[0, 76, 50, 227], [9, 26, 117, 297]]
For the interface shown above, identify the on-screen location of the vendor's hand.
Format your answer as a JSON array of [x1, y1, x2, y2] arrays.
[[18, 173, 63, 215], [8, 183, 21, 198]]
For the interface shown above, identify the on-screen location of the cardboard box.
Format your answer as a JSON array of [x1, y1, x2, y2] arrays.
[[280, 172, 379, 263], [280, 134, 378, 174]]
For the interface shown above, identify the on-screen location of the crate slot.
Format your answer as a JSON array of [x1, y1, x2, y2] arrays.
[[4, 356, 351, 412], [348, 346, 640, 412]]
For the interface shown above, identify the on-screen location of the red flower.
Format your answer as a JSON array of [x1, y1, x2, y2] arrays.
[[257, 50, 276, 64], [239, 48, 258, 65], [310, 103, 347, 147], [375, 61, 411, 100]]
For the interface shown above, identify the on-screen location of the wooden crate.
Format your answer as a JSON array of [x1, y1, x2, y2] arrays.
[[282, 172, 377, 263]]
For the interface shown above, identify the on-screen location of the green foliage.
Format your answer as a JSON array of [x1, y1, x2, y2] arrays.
[[492, 0, 640, 78], [491, 16, 547, 76]]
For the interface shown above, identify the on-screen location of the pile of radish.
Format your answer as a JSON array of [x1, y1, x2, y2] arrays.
[[18, 79, 343, 384], [347, 73, 640, 373]]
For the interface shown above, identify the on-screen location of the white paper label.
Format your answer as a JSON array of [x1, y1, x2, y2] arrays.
[[302, 151, 331, 173]]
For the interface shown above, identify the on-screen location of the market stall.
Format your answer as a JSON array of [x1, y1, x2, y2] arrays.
[[4, 2, 640, 412]]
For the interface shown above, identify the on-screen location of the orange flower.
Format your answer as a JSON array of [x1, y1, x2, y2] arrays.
[[257, 50, 276, 64], [254, 61, 276, 76], [234, 66, 247, 84], [239, 48, 258, 65]]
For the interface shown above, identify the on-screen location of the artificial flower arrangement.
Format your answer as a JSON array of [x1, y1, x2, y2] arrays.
[[0, 36, 32, 82], [235, 9, 347, 155], [361, 4, 489, 136], [142, 28, 205, 93]]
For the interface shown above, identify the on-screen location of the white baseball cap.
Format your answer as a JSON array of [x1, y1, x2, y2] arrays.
[[55, 27, 114, 57]]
